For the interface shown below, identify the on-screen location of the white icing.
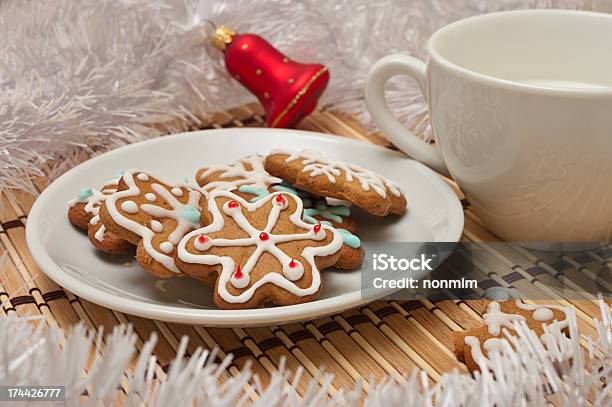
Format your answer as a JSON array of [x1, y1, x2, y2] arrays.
[[483, 337, 506, 353], [465, 336, 487, 367], [199, 154, 282, 192], [94, 225, 105, 242], [484, 301, 526, 336], [325, 197, 351, 207], [137, 173, 149, 181], [194, 235, 212, 251], [466, 336, 510, 367], [231, 268, 250, 289], [171, 187, 183, 197], [104, 170, 202, 273], [177, 190, 342, 304], [514, 300, 569, 328], [68, 177, 120, 217], [150, 220, 163, 233], [84, 189, 113, 214], [159, 241, 173, 254], [533, 307, 554, 321], [141, 184, 200, 245], [145, 193, 157, 202], [121, 201, 139, 214], [69, 177, 126, 247], [271, 149, 403, 198]]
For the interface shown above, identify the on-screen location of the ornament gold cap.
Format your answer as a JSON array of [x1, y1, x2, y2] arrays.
[[211, 25, 236, 51]]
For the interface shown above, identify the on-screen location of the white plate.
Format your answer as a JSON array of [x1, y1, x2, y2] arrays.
[[26, 129, 463, 326]]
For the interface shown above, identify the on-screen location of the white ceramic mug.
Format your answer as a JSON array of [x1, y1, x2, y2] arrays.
[[365, 10, 612, 242]]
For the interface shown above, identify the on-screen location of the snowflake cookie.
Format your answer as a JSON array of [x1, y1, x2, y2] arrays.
[[453, 299, 571, 372], [176, 190, 343, 309], [99, 169, 206, 278], [68, 175, 132, 255], [264, 149, 407, 216], [196, 154, 282, 200]]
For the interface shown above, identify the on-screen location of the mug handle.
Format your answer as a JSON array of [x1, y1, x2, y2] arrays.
[[365, 54, 449, 177]]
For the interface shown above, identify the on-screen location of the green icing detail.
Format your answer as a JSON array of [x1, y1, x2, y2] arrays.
[[271, 184, 296, 194], [338, 229, 361, 248], [320, 201, 350, 216], [303, 214, 319, 225], [238, 185, 269, 202], [304, 207, 340, 223], [77, 187, 93, 201], [271, 180, 310, 197], [303, 214, 360, 248], [181, 205, 201, 224], [304, 201, 351, 223]]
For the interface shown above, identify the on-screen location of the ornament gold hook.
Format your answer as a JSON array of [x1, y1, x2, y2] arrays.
[[211, 25, 236, 52]]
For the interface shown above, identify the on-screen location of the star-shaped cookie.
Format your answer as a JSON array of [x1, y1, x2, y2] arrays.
[[176, 190, 343, 309]]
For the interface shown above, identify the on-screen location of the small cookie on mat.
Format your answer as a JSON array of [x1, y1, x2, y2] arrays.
[[99, 169, 206, 279], [68, 177, 132, 255], [176, 190, 343, 309], [196, 154, 282, 201], [453, 299, 571, 372], [264, 150, 406, 216]]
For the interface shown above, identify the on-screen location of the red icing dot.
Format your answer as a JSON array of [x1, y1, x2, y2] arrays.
[[289, 259, 297, 268], [228, 200, 240, 208], [233, 264, 243, 279], [313, 222, 322, 234], [275, 194, 286, 204], [259, 232, 269, 241], [197, 235, 208, 244]]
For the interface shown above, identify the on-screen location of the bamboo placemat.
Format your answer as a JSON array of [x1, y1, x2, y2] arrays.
[[0, 104, 609, 399]]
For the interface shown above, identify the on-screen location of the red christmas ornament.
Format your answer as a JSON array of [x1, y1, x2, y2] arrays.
[[212, 26, 329, 128]]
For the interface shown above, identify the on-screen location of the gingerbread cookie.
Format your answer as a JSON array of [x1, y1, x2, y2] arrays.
[[453, 299, 571, 372], [68, 176, 132, 255], [196, 154, 282, 201], [264, 150, 407, 216], [99, 170, 206, 278], [176, 190, 343, 309]]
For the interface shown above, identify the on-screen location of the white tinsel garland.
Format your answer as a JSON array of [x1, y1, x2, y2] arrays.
[[0, 299, 609, 405], [2, 0, 612, 192]]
